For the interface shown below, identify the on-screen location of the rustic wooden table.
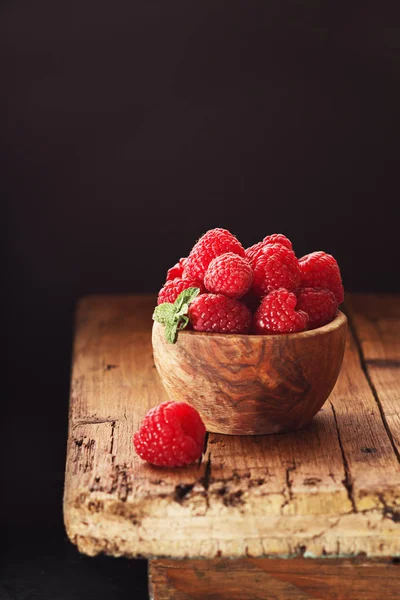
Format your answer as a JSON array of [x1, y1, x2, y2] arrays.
[[64, 294, 400, 599]]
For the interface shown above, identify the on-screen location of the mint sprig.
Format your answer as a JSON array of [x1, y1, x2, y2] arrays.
[[153, 287, 200, 343]]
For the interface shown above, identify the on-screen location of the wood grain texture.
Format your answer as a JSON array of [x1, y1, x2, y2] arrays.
[[149, 558, 400, 600], [346, 294, 400, 459], [152, 313, 347, 435], [63, 294, 400, 559]]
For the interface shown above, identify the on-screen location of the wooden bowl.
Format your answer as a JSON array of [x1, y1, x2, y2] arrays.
[[152, 311, 347, 435]]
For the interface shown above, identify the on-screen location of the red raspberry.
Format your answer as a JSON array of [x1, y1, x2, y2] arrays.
[[188, 294, 252, 333], [296, 287, 338, 329], [252, 244, 300, 296], [245, 241, 265, 266], [166, 257, 187, 281], [245, 234, 293, 268], [299, 251, 344, 304], [183, 228, 245, 282], [157, 278, 203, 305], [204, 252, 253, 298], [133, 401, 206, 467], [253, 289, 309, 334], [263, 233, 292, 250]]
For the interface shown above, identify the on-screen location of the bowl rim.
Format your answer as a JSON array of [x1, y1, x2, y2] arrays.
[[154, 309, 347, 342]]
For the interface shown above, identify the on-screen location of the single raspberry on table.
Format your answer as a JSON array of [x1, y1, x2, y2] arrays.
[[299, 251, 344, 304], [166, 257, 187, 281], [183, 228, 245, 282], [253, 288, 309, 334], [134, 401, 206, 467], [252, 243, 300, 296], [157, 277, 203, 305], [204, 252, 253, 298], [296, 287, 338, 329], [189, 293, 252, 334]]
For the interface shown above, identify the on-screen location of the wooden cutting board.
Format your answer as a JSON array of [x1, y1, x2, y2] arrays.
[[63, 293, 400, 599]]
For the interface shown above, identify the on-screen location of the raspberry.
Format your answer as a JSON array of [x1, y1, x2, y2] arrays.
[[133, 401, 206, 467], [263, 233, 292, 250], [158, 278, 203, 305], [252, 244, 300, 296], [245, 234, 293, 268], [166, 257, 187, 281], [299, 251, 344, 304], [245, 241, 265, 266], [253, 289, 308, 334], [204, 252, 253, 298], [183, 228, 245, 282], [188, 294, 252, 333], [296, 287, 338, 329]]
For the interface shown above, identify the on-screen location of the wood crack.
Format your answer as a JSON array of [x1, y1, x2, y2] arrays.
[[199, 432, 209, 467], [347, 314, 400, 465], [285, 463, 295, 503], [330, 401, 357, 513], [73, 417, 118, 428], [365, 358, 400, 368], [109, 420, 116, 456], [199, 454, 212, 491], [280, 462, 295, 513]]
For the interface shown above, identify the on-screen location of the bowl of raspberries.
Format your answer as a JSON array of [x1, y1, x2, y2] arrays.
[[151, 228, 347, 436]]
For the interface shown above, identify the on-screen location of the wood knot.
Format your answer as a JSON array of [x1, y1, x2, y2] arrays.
[[174, 483, 194, 502], [223, 489, 244, 507], [383, 507, 400, 523], [303, 477, 321, 486]]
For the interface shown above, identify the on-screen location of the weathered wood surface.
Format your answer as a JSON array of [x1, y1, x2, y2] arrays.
[[152, 312, 347, 435], [149, 558, 400, 600], [63, 294, 400, 559], [346, 294, 400, 459]]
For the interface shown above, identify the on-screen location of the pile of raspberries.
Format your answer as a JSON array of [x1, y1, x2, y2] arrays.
[[135, 228, 344, 467], [157, 228, 343, 335]]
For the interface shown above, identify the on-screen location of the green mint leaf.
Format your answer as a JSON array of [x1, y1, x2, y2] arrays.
[[154, 287, 200, 343], [164, 320, 179, 344], [152, 302, 175, 324], [174, 287, 200, 313]]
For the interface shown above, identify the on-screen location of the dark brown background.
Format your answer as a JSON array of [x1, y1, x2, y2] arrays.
[[1, 1, 399, 598]]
